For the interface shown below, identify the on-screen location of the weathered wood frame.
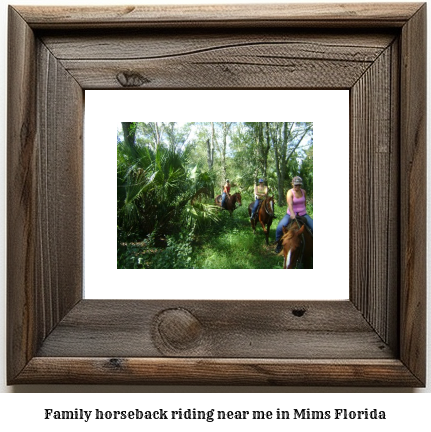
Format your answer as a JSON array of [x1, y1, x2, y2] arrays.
[[7, 3, 426, 386]]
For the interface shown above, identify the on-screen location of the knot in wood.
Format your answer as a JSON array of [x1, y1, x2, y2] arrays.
[[116, 71, 150, 87], [108, 358, 123, 369], [155, 308, 203, 351], [292, 308, 306, 317]]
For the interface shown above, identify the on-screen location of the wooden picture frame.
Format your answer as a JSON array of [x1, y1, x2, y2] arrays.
[[7, 3, 426, 386]]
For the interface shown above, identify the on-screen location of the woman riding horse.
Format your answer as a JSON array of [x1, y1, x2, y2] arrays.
[[250, 179, 268, 219], [275, 176, 313, 253], [221, 179, 230, 210], [215, 191, 242, 215], [248, 195, 275, 245]]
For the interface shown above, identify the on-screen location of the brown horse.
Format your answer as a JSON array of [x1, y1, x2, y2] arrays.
[[248, 196, 275, 245], [279, 219, 313, 269], [215, 192, 242, 215]]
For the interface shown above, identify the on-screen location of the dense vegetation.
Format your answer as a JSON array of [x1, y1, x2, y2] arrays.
[[117, 122, 313, 269]]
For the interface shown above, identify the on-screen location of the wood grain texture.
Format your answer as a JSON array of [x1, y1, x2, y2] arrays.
[[41, 30, 395, 89], [399, 3, 427, 384], [15, 3, 424, 29], [7, 6, 38, 381], [7, 3, 426, 386], [36, 300, 393, 359], [35, 40, 84, 336], [40, 31, 395, 60], [55, 34, 394, 89], [350, 45, 399, 347], [15, 358, 422, 386], [7, 6, 83, 382]]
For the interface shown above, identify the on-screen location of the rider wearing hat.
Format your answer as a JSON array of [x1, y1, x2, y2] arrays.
[[275, 176, 313, 253], [250, 178, 268, 219], [221, 179, 230, 210]]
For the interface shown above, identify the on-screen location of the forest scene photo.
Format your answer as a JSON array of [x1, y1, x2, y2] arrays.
[[117, 122, 313, 269]]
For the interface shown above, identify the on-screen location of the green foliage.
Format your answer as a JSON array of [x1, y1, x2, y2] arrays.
[[117, 122, 313, 269], [151, 231, 194, 269], [117, 132, 218, 242], [285, 156, 300, 183], [117, 241, 146, 269], [189, 196, 284, 269], [306, 202, 313, 218], [300, 145, 313, 197], [117, 230, 195, 270]]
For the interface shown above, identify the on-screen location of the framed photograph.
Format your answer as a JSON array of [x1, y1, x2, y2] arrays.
[[7, 3, 426, 386], [85, 90, 349, 300]]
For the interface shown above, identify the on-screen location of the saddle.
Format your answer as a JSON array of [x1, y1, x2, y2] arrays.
[[252, 200, 263, 220], [291, 215, 313, 237], [287, 216, 310, 269], [216, 195, 225, 208]]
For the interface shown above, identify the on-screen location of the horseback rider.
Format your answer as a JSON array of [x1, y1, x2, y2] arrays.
[[250, 178, 268, 220], [221, 179, 231, 210], [275, 176, 313, 253]]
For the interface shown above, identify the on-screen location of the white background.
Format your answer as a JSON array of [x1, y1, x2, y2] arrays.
[[85, 90, 349, 300], [0, 0, 430, 427]]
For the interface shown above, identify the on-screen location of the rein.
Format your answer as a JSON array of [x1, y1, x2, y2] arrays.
[[232, 193, 241, 208], [294, 216, 306, 269], [263, 198, 274, 217]]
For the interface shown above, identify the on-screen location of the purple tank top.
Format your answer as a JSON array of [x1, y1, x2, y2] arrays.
[[287, 189, 307, 216]]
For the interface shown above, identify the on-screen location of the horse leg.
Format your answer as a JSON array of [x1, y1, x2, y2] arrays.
[[265, 220, 272, 245], [249, 215, 256, 234], [259, 217, 267, 240], [306, 241, 313, 269], [248, 204, 255, 233]]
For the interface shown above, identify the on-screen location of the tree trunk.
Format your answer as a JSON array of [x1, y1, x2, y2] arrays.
[[221, 122, 231, 182], [206, 129, 215, 197], [153, 122, 163, 150], [273, 122, 292, 206], [263, 122, 271, 180], [274, 132, 283, 205], [122, 122, 136, 148]]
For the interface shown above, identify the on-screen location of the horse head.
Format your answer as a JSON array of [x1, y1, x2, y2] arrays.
[[265, 196, 275, 217], [280, 224, 305, 269], [234, 192, 242, 207]]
